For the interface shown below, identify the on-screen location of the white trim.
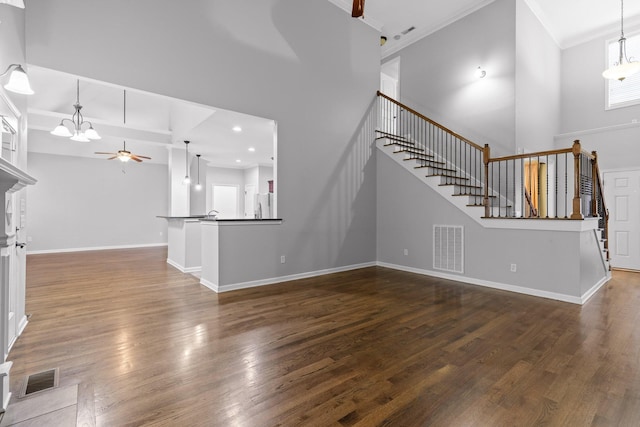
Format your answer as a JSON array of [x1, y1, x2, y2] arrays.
[[376, 261, 592, 305], [166, 258, 201, 274], [580, 274, 611, 305], [26, 242, 167, 255], [554, 121, 640, 140], [200, 261, 377, 293], [380, 0, 496, 59]]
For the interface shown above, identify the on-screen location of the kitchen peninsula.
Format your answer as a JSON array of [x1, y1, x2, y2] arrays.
[[158, 217, 282, 292]]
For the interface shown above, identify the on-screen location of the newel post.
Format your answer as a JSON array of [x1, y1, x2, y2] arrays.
[[591, 150, 598, 217], [570, 140, 584, 219], [483, 144, 490, 218]]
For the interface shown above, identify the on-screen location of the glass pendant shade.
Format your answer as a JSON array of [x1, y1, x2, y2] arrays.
[[70, 131, 90, 142], [84, 126, 101, 140], [118, 154, 131, 162], [4, 66, 34, 95], [195, 183, 202, 191], [51, 123, 73, 137], [183, 176, 191, 185], [602, 59, 640, 81]]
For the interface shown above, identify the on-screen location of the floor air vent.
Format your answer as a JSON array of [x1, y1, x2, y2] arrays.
[[19, 368, 59, 398], [433, 225, 464, 274]]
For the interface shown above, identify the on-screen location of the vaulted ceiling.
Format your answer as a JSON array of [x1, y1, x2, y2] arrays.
[[329, 0, 640, 56]]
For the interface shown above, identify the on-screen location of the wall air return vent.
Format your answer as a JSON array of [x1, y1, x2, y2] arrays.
[[433, 225, 464, 274]]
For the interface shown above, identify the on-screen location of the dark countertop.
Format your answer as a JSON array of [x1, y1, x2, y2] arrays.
[[157, 216, 206, 219]]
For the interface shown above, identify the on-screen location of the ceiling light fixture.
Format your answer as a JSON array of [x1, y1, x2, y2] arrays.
[[248, 147, 256, 152], [183, 141, 191, 185], [603, 0, 640, 81], [195, 154, 202, 191], [0, 64, 33, 95], [51, 79, 101, 142], [232, 126, 242, 132]]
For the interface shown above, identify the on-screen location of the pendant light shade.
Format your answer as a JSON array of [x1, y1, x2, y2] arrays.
[[603, 0, 640, 81], [3, 65, 34, 95], [195, 154, 202, 191], [183, 141, 191, 185]]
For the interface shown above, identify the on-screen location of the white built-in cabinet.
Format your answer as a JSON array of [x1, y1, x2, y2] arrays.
[[0, 90, 36, 413]]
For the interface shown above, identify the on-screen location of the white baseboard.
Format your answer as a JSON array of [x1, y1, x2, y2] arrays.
[[200, 261, 377, 293], [27, 243, 168, 255], [166, 259, 201, 274], [580, 274, 611, 304], [376, 261, 593, 305]]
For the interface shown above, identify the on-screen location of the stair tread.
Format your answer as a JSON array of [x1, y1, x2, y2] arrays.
[[403, 155, 438, 161], [427, 174, 469, 180], [452, 194, 496, 198], [439, 183, 482, 189], [376, 129, 408, 140], [384, 144, 424, 154], [415, 164, 456, 171]]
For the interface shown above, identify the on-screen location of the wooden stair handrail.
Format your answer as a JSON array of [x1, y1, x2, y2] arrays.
[[377, 91, 484, 151], [488, 148, 573, 163]]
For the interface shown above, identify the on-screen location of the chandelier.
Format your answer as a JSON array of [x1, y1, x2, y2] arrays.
[[602, 0, 640, 81], [50, 79, 101, 142]]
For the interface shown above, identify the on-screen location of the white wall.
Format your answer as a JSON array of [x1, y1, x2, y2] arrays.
[[385, 0, 517, 156], [515, 1, 561, 152], [25, 0, 380, 276], [26, 152, 168, 252]]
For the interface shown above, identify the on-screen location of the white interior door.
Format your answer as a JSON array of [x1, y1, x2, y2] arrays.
[[212, 185, 239, 219], [604, 170, 640, 270], [244, 185, 256, 218]]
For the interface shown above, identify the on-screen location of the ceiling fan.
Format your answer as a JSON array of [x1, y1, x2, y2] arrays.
[[95, 141, 151, 163], [352, 0, 364, 17], [95, 89, 151, 163]]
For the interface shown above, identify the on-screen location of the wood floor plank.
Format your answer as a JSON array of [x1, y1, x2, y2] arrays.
[[4, 248, 640, 426]]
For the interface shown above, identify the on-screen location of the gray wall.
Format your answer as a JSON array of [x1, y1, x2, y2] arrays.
[[386, 0, 517, 156], [558, 35, 640, 170], [27, 152, 168, 252], [26, 0, 380, 274], [515, 1, 561, 152], [376, 150, 605, 300]]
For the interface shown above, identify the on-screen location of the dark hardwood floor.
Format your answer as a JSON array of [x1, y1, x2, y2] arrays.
[[7, 247, 640, 426]]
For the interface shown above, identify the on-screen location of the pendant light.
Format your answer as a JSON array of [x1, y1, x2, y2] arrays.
[[0, 64, 33, 95], [195, 154, 202, 191], [183, 141, 191, 185], [603, 0, 640, 81], [51, 79, 101, 141]]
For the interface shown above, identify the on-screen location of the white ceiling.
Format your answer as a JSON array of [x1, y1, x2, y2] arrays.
[[329, 0, 640, 56], [27, 66, 276, 168]]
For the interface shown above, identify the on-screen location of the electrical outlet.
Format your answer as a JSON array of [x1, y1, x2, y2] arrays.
[[510, 264, 517, 272], [281, 255, 286, 264], [404, 249, 409, 256]]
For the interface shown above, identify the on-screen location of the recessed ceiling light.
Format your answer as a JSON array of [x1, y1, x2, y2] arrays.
[[248, 147, 256, 152], [235, 159, 241, 163], [232, 126, 242, 132]]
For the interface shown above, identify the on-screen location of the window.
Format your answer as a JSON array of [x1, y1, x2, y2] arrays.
[[606, 32, 640, 110]]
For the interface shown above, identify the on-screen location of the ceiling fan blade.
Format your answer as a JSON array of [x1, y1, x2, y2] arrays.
[[107, 156, 118, 160], [351, 0, 364, 18], [134, 155, 151, 159], [95, 152, 117, 155], [130, 156, 143, 162]]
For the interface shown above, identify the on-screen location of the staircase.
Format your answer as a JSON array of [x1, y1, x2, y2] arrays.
[[375, 90, 610, 271]]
